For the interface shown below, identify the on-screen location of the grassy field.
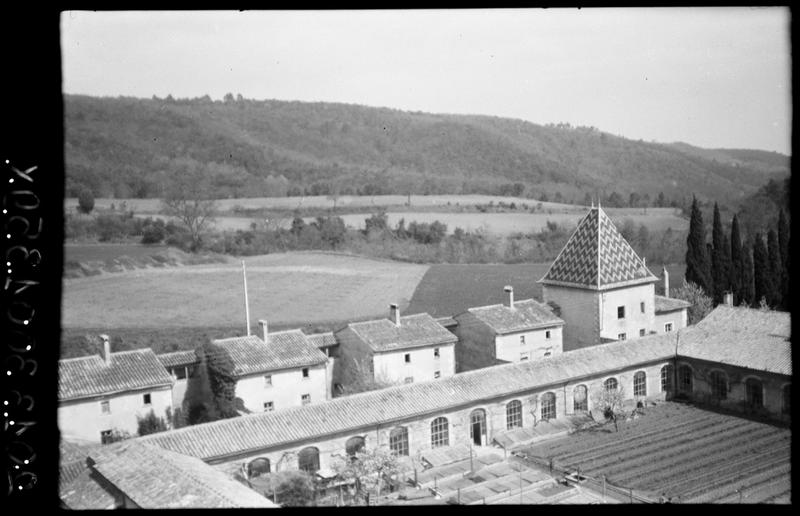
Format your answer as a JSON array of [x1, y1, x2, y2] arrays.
[[65, 243, 170, 262], [62, 252, 429, 330], [406, 263, 686, 318]]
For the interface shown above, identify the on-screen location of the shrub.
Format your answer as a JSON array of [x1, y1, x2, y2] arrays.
[[77, 186, 95, 214], [136, 409, 170, 436], [141, 223, 166, 244], [269, 470, 316, 507]]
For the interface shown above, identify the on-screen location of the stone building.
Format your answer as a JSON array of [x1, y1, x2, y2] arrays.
[[454, 285, 565, 372]]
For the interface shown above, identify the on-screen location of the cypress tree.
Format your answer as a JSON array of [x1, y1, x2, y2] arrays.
[[711, 203, 730, 304], [685, 197, 712, 295], [729, 214, 742, 305], [767, 229, 783, 309], [752, 233, 772, 308], [740, 241, 755, 306], [778, 209, 790, 310]]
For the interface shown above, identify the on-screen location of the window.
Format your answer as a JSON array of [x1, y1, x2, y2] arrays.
[[661, 365, 674, 392], [264, 375, 272, 387], [404, 377, 414, 384], [745, 378, 763, 408], [617, 306, 625, 319], [678, 365, 693, 393], [604, 378, 618, 391], [633, 371, 646, 397], [247, 458, 271, 478], [143, 393, 151, 405], [389, 427, 409, 456], [506, 400, 523, 429], [404, 353, 411, 364], [100, 400, 110, 414], [664, 323, 673, 333], [640, 302, 645, 313], [639, 329, 646, 337], [618, 333, 626, 341], [302, 368, 309, 379], [782, 384, 791, 415], [520, 335, 526, 345], [263, 401, 274, 412], [710, 371, 727, 400], [573, 385, 588, 412], [434, 371, 441, 379], [520, 352, 530, 361], [430, 417, 449, 448], [174, 367, 187, 380], [100, 430, 113, 444], [545, 330, 551, 340], [470, 409, 487, 446], [541, 392, 556, 421], [345, 436, 366, 458], [434, 348, 440, 358], [544, 347, 552, 357], [298, 447, 320, 473], [301, 394, 311, 405]]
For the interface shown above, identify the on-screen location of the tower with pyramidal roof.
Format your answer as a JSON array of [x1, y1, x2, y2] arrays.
[[538, 205, 685, 351]]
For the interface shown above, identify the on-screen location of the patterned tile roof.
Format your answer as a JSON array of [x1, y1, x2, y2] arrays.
[[466, 299, 564, 334], [539, 207, 657, 290], [677, 306, 791, 376], [654, 295, 692, 313], [140, 333, 678, 461], [343, 313, 458, 352], [89, 441, 277, 508], [157, 350, 200, 368], [212, 330, 328, 377], [306, 332, 338, 349], [59, 349, 174, 402]]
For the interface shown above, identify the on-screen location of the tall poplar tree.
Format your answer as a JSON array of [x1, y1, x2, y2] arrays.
[[767, 229, 783, 309], [777, 209, 790, 310], [685, 197, 712, 295], [711, 203, 730, 304], [753, 233, 772, 308], [740, 241, 755, 307], [729, 214, 743, 305]]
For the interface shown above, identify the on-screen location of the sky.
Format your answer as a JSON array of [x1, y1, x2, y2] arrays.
[[61, 8, 791, 154]]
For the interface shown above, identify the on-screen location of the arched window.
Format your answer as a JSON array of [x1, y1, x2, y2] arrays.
[[298, 447, 320, 473], [345, 436, 366, 458], [604, 377, 618, 391], [247, 457, 271, 478], [573, 385, 588, 412], [469, 409, 487, 446], [431, 417, 449, 448], [389, 427, 409, 456], [661, 364, 674, 393], [710, 371, 728, 400], [782, 384, 791, 415], [745, 378, 763, 408], [678, 365, 693, 393], [541, 392, 556, 421], [506, 400, 523, 429], [633, 371, 647, 397]]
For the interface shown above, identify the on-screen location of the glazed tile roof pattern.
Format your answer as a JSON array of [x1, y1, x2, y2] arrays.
[[677, 306, 791, 376], [654, 295, 691, 313], [344, 313, 458, 352], [467, 299, 564, 334], [306, 332, 338, 349], [212, 330, 328, 377], [89, 441, 277, 508], [539, 207, 657, 290], [59, 349, 174, 402], [157, 350, 200, 368], [140, 333, 678, 461]]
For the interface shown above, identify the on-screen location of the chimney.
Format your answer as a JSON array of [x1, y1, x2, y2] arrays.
[[258, 319, 269, 343], [724, 292, 733, 306], [662, 266, 669, 298], [389, 303, 400, 326], [504, 285, 515, 309], [99, 334, 111, 365]]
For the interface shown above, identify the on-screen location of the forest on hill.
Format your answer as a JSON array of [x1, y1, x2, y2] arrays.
[[64, 94, 789, 209]]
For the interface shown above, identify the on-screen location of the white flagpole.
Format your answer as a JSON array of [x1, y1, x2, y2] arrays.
[[242, 260, 251, 336]]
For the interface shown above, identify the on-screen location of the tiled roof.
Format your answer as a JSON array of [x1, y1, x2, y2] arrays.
[[467, 299, 564, 334], [212, 330, 327, 377], [157, 350, 200, 368], [59, 349, 174, 402], [140, 333, 678, 461], [88, 441, 277, 508], [654, 295, 691, 313], [343, 313, 458, 352], [59, 465, 118, 510], [539, 207, 657, 290], [306, 332, 338, 349], [677, 306, 791, 376]]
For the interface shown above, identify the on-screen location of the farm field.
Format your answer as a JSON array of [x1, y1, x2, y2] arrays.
[[406, 263, 685, 318], [519, 402, 791, 504], [62, 252, 429, 329], [65, 243, 170, 263]]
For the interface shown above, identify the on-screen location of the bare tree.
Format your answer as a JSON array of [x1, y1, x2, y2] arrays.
[[161, 163, 217, 251], [591, 383, 627, 432]]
